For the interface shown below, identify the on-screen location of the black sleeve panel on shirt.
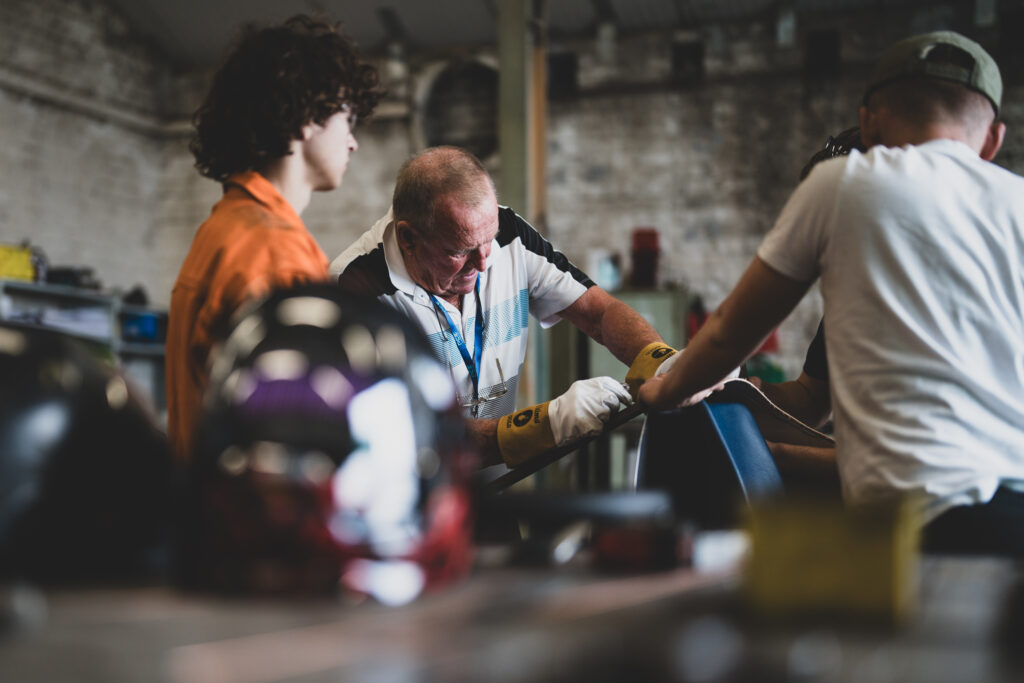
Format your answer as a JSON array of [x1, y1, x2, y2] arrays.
[[496, 207, 596, 288], [336, 245, 398, 297], [802, 319, 829, 381]]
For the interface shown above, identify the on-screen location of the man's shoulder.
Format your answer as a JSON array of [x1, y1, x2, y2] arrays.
[[184, 202, 314, 274], [330, 212, 392, 277], [336, 244, 398, 297], [494, 207, 558, 260], [972, 154, 1024, 189], [491, 206, 595, 289], [495, 206, 543, 248], [855, 142, 1024, 202]]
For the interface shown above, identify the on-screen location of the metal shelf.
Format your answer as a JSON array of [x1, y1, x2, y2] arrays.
[[0, 279, 167, 413], [119, 342, 166, 358], [0, 318, 113, 347], [0, 279, 112, 304]]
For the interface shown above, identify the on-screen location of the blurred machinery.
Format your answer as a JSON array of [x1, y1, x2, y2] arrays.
[[0, 323, 173, 583]]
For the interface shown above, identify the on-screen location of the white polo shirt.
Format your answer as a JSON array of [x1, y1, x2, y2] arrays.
[[331, 207, 593, 418]]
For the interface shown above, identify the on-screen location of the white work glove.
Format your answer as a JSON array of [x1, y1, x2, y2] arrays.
[[641, 348, 743, 409], [653, 349, 680, 377], [548, 376, 632, 445], [653, 348, 741, 380]]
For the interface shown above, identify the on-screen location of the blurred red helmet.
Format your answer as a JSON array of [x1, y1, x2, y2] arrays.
[[179, 284, 475, 603]]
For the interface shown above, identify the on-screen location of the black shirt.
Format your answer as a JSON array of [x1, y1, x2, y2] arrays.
[[802, 319, 829, 381]]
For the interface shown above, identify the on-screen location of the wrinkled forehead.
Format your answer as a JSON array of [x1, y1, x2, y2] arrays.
[[433, 192, 499, 247]]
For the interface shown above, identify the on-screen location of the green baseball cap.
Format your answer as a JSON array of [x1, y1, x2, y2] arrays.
[[864, 30, 1002, 115]]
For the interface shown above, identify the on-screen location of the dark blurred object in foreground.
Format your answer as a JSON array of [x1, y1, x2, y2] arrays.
[[0, 324, 173, 583], [178, 284, 475, 603], [477, 490, 690, 571]]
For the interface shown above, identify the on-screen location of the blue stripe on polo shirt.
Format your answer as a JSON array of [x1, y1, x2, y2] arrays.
[[482, 289, 530, 347], [426, 289, 531, 369], [426, 329, 462, 369]]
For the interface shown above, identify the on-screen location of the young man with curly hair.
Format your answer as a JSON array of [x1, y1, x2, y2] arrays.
[[166, 15, 379, 460]]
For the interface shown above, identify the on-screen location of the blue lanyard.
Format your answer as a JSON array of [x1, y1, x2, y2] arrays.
[[429, 275, 484, 402]]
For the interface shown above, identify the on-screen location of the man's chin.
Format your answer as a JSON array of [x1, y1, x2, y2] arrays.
[[439, 278, 476, 299]]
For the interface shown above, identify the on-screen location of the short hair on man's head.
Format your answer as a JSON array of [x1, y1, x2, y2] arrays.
[[392, 146, 496, 234], [866, 77, 996, 132], [191, 15, 380, 182]]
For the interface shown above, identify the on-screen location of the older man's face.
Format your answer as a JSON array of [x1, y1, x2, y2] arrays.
[[404, 192, 499, 303]]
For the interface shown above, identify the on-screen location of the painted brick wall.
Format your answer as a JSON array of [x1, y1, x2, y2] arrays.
[[2, 0, 1021, 383], [0, 87, 174, 298], [0, 0, 167, 117], [546, 12, 1020, 377], [546, 24, 852, 376], [0, 0, 174, 304]]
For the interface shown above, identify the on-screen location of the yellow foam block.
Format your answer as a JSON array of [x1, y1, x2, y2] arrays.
[[0, 244, 35, 281], [744, 497, 920, 623]]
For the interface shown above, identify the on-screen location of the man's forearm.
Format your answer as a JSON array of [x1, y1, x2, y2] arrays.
[[560, 287, 663, 367], [654, 309, 755, 401], [641, 257, 812, 409], [757, 373, 832, 429], [767, 442, 837, 472], [766, 442, 840, 493], [598, 298, 663, 365]]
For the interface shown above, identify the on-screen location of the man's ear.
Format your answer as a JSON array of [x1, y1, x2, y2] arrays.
[[394, 220, 416, 253], [300, 121, 319, 142], [979, 120, 1006, 161]]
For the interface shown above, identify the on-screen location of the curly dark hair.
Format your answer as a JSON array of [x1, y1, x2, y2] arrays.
[[191, 15, 381, 182]]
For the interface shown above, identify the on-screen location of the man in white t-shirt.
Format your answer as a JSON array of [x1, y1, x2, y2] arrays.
[[641, 31, 1024, 555], [333, 146, 683, 470]]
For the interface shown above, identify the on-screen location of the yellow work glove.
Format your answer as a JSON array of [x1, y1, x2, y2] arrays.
[[624, 342, 678, 399], [496, 377, 632, 468]]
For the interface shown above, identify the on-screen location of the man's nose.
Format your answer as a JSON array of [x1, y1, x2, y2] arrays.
[[348, 132, 358, 152], [471, 245, 489, 271]]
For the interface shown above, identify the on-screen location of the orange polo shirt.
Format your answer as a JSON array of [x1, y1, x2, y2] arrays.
[[165, 171, 329, 460]]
